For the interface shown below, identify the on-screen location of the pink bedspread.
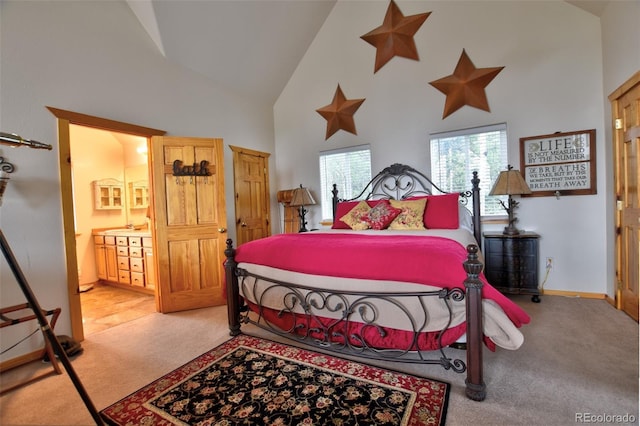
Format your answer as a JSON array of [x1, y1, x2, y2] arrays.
[[235, 233, 530, 329]]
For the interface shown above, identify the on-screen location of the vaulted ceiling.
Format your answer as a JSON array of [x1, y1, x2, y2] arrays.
[[126, 0, 608, 106], [127, 0, 337, 104]]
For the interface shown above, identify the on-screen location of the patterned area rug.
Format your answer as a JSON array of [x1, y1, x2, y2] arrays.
[[100, 335, 449, 425]]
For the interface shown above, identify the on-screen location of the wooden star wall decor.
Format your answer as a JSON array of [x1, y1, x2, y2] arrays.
[[429, 49, 504, 119], [361, 0, 431, 73], [316, 85, 365, 140]]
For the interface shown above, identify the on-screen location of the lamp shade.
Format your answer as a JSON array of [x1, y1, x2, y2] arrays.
[[290, 185, 316, 207], [489, 168, 532, 196]]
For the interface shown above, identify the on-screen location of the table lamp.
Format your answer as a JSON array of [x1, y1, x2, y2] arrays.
[[489, 165, 532, 235], [290, 184, 316, 232]]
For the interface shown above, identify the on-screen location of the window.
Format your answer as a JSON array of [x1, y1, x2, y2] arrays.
[[319, 145, 372, 220], [430, 123, 508, 216]]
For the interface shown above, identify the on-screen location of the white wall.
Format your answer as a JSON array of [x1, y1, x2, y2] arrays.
[[274, 1, 611, 296], [0, 0, 276, 360]]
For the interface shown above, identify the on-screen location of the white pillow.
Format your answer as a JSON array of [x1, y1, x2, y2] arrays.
[[459, 206, 474, 233]]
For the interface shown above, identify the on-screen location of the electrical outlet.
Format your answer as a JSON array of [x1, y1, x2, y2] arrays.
[[546, 257, 553, 269]]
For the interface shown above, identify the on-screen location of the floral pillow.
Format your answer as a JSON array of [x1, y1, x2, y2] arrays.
[[339, 200, 371, 230], [332, 200, 377, 229], [362, 200, 402, 230], [332, 201, 360, 229], [388, 198, 427, 230]]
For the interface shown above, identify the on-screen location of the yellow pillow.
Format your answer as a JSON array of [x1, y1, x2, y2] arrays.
[[388, 198, 427, 230], [339, 200, 371, 230]]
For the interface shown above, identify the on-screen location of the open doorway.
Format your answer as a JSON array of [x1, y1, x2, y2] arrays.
[[69, 124, 156, 335], [47, 106, 166, 341]]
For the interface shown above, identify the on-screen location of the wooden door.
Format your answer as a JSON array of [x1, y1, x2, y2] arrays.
[[230, 146, 271, 245], [150, 136, 228, 313], [611, 71, 640, 321]]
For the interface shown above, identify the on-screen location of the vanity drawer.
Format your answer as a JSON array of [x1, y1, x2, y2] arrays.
[[118, 270, 130, 284], [142, 237, 152, 248], [117, 256, 130, 270], [94, 235, 104, 244], [129, 247, 143, 258], [104, 236, 116, 245], [130, 258, 144, 272], [116, 237, 128, 246], [130, 272, 145, 287], [128, 237, 142, 247], [116, 246, 129, 256]]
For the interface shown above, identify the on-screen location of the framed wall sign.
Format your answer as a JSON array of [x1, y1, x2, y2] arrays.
[[520, 129, 596, 197]]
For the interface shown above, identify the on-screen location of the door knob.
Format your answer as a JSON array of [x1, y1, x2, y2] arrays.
[[241, 222, 247, 227], [218, 228, 227, 233]]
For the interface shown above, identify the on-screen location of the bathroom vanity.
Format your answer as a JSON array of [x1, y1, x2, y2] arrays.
[[93, 229, 155, 294]]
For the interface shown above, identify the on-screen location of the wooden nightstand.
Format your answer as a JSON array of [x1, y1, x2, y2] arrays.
[[483, 232, 541, 303]]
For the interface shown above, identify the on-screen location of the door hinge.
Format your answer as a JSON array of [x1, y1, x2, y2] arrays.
[[615, 118, 623, 130]]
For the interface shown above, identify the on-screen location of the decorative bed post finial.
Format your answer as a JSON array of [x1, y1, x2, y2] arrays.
[[463, 244, 483, 284]]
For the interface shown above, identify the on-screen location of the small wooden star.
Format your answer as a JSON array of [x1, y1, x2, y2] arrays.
[[429, 49, 504, 119], [361, 0, 431, 73], [316, 85, 365, 140]]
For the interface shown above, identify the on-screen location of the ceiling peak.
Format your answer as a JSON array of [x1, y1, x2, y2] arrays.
[[126, 0, 166, 57]]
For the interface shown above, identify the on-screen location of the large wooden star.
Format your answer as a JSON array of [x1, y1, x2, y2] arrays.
[[316, 85, 365, 140], [361, 0, 431, 73], [429, 49, 504, 119]]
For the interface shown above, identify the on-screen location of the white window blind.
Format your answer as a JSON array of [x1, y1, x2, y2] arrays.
[[319, 145, 372, 220], [430, 123, 508, 216]]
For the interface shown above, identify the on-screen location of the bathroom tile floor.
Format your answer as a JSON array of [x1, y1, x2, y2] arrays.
[[80, 282, 156, 336]]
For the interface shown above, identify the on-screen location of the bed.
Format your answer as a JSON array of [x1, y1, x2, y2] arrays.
[[225, 163, 530, 401]]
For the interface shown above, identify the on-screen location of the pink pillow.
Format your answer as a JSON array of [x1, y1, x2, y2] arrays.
[[424, 193, 460, 229], [332, 200, 378, 229], [362, 200, 402, 230]]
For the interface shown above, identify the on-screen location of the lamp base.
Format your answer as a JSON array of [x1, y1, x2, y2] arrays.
[[503, 225, 521, 236], [298, 206, 309, 233], [503, 197, 522, 236]]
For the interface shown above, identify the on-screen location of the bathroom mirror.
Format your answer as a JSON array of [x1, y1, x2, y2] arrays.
[[124, 164, 150, 227], [121, 136, 150, 228]]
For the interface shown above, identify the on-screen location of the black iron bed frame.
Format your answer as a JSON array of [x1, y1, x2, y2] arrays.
[[225, 163, 487, 401]]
